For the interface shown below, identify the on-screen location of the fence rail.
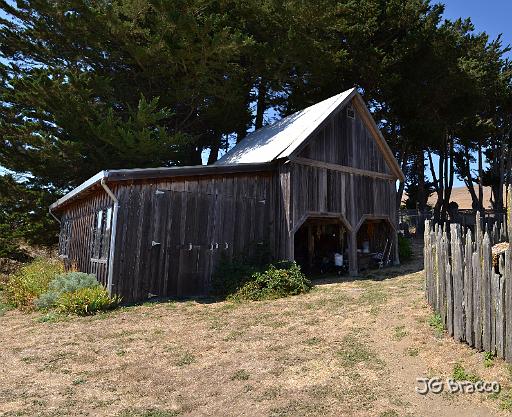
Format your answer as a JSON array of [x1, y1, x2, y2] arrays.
[[424, 213, 512, 360]]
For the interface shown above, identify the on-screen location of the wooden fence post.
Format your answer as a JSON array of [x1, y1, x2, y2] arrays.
[[482, 233, 492, 352], [505, 248, 512, 360], [464, 229, 474, 345], [473, 250, 482, 351], [450, 223, 464, 341]]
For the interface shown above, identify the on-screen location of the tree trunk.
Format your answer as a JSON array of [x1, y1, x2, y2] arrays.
[[207, 139, 220, 165], [478, 141, 484, 216], [255, 78, 267, 130]]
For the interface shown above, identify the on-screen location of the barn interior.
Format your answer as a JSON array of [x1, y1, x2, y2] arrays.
[[293, 218, 349, 274], [356, 218, 393, 270]]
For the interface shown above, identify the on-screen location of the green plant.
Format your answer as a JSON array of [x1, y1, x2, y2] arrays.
[[398, 235, 413, 262], [428, 313, 444, 337], [212, 256, 260, 297], [452, 362, 480, 383], [35, 272, 99, 310], [229, 262, 312, 301], [4, 258, 64, 309], [56, 286, 121, 316], [484, 351, 495, 368], [231, 369, 250, 381]]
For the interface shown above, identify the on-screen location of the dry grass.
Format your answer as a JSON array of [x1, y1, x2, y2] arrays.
[[0, 247, 510, 416]]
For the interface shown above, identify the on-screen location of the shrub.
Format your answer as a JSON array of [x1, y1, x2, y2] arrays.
[[212, 256, 261, 296], [4, 258, 64, 309], [398, 235, 413, 262], [230, 262, 312, 301], [35, 272, 99, 310], [56, 286, 121, 316]]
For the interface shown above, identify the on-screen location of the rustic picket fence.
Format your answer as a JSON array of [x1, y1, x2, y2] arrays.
[[424, 213, 512, 360]]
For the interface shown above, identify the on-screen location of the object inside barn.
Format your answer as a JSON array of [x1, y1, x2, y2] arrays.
[[50, 87, 404, 303], [356, 218, 394, 270], [294, 218, 349, 274]]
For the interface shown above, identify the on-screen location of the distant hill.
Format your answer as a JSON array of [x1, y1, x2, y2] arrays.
[[403, 185, 498, 209]]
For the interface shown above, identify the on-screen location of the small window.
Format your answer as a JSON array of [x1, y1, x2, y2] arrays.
[[59, 219, 72, 258], [347, 105, 355, 119], [91, 207, 113, 260]]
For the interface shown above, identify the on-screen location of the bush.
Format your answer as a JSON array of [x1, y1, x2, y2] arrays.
[[212, 257, 261, 296], [398, 235, 413, 262], [56, 286, 121, 316], [4, 258, 64, 309], [35, 272, 100, 310], [229, 262, 312, 301]]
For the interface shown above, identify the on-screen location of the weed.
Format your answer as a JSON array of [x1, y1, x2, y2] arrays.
[[405, 347, 419, 357], [337, 334, 383, 370], [57, 286, 121, 316], [4, 258, 63, 309], [452, 362, 480, 383], [304, 337, 323, 346], [428, 313, 444, 337], [379, 411, 399, 417], [231, 369, 250, 381], [36, 311, 65, 323], [393, 325, 407, 341], [175, 352, 195, 366], [483, 351, 495, 368], [72, 378, 86, 385]]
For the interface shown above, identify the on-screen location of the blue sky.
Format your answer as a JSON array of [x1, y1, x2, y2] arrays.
[[442, 0, 511, 61]]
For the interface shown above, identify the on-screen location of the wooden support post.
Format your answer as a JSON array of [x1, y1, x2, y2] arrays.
[[349, 230, 358, 276], [393, 230, 400, 266]]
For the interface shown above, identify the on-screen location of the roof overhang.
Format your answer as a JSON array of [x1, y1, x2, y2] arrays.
[[50, 162, 275, 211]]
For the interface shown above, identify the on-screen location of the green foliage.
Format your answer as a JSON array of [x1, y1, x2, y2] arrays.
[[428, 313, 444, 337], [56, 286, 121, 316], [35, 272, 100, 310], [452, 362, 480, 383], [229, 262, 312, 301], [212, 257, 261, 297], [4, 258, 64, 309], [398, 235, 413, 262], [231, 369, 250, 381], [483, 351, 495, 368]]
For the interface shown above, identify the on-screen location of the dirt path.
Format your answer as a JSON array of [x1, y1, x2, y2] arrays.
[[1, 252, 512, 416]]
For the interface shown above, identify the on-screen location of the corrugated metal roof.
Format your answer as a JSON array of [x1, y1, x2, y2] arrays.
[[50, 162, 274, 211], [215, 88, 357, 165]]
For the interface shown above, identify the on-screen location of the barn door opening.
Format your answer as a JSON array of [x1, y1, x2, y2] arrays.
[[356, 218, 394, 271], [293, 217, 349, 275]]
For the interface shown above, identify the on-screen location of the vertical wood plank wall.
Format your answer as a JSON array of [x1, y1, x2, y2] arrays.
[[298, 104, 391, 175], [111, 172, 275, 302], [58, 187, 114, 286]]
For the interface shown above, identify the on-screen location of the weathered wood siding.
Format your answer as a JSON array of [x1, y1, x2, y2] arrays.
[[111, 172, 274, 302], [57, 187, 114, 286], [298, 100, 392, 175], [287, 163, 397, 231]]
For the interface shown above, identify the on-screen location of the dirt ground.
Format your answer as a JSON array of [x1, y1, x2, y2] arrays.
[[2, 245, 512, 417]]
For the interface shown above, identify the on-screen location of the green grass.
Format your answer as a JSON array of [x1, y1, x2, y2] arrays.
[[175, 352, 195, 367], [428, 313, 444, 337], [393, 325, 407, 341], [484, 351, 495, 368], [231, 369, 250, 381], [405, 347, 419, 357], [452, 362, 480, 383], [337, 334, 384, 370]]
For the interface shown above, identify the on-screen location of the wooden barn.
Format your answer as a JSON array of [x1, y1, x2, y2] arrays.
[[49, 87, 404, 303]]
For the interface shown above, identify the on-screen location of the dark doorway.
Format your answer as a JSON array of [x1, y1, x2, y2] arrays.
[[356, 218, 394, 271], [294, 217, 349, 275]]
